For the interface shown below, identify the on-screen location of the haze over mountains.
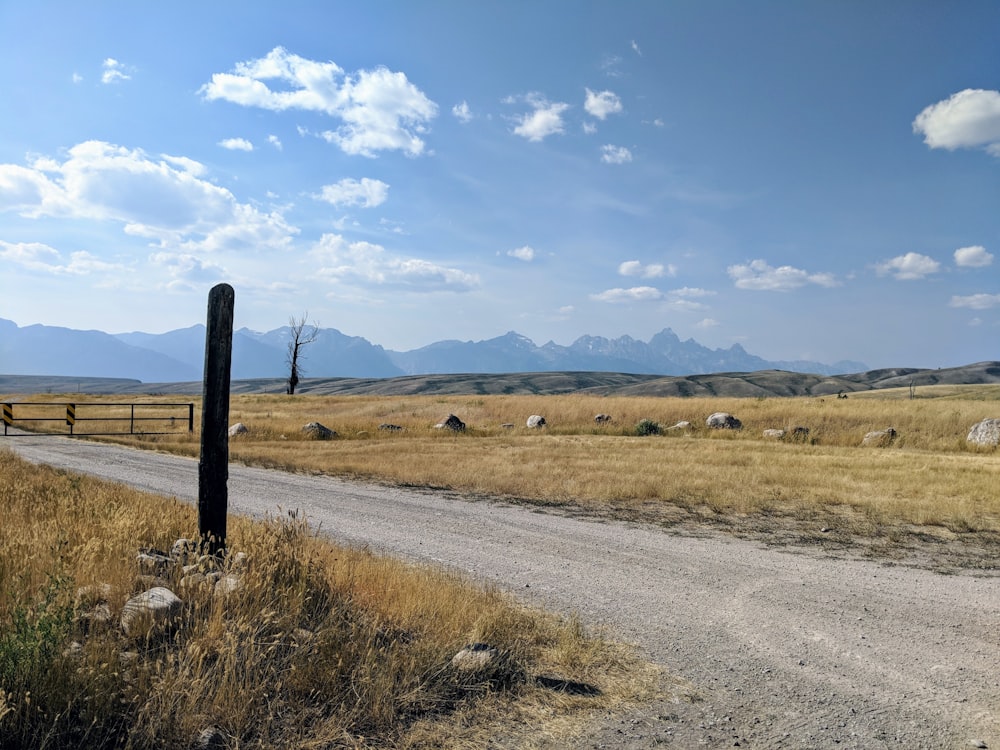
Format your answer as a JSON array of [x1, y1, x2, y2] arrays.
[[0, 318, 867, 382]]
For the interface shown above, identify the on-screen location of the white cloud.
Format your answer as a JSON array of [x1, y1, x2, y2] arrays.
[[0, 240, 123, 275], [101, 58, 131, 84], [150, 251, 226, 290], [267, 135, 283, 150], [452, 101, 473, 123], [312, 233, 479, 292], [508, 93, 570, 141], [219, 138, 253, 151], [507, 245, 535, 262], [695, 318, 720, 329], [631, 40, 642, 56], [317, 178, 389, 208], [72, 72, 83, 84], [913, 89, 1000, 156], [0, 140, 297, 253], [728, 259, 838, 291], [875, 252, 941, 280], [590, 286, 663, 303], [200, 47, 438, 157], [954, 245, 993, 268], [949, 293, 1000, 310], [584, 88, 622, 120], [582, 122, 597, 135], [618, 260, 673, 278], [601, 145, 633, 164], [670, 286, 714, 298]]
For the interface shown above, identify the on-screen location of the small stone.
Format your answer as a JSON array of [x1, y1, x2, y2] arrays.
[[121, 587, 183, 637], [227, 422, 248, 437], [451, 642, 498, 671]]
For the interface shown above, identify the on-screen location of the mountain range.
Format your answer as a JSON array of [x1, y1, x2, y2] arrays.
[[0, 317, 866, 383]]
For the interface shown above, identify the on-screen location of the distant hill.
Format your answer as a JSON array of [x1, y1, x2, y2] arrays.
[[3, 362, 998, 399], [0, 318, 864, 382]]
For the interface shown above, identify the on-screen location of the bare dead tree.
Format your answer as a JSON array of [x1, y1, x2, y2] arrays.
[[286, 313, 319, 395]]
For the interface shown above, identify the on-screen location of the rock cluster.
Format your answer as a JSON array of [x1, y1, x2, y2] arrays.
[[706, 412, 742, 430]]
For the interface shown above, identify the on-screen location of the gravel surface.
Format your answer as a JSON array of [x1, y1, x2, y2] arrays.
[[5, 433, 1000, 749]]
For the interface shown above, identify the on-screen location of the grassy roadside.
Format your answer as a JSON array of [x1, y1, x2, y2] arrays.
[[0, 451, 654, 749]]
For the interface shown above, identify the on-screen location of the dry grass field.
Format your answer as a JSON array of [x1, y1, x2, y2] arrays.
[[0, 451, 650, 749], [5, 385, 999, 543]]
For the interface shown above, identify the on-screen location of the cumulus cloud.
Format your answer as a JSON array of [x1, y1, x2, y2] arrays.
[[267, 135, 282, 150], [219, 138, 253, 151], [317, 178, 389, 208], [0, 240, 123, 275], [913, 89, 1000, 156], [875, 252, 941, 280], [618, 260, 673, 278], [452, 101, 473, 123], [150, 251, 226, 291], [200, 47, 438, 157], [696, 318, 720, 329], [590, 286, 663, 303], [949, 293, 1000, 310], [507, 245, 535, 261], [728, 259, 838, 291], [101, 58, 131, 84], [0, 140, 297, 253], [507, 93, 570, 141], [670, 286, 714, 298], [584, 88, 622, 120], [312, 233, 479, 292], [954, 245, 993, 268], [601, 145, 632, 164]]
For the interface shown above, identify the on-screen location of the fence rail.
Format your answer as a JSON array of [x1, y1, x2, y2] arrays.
[[2, 402, 195, 436]]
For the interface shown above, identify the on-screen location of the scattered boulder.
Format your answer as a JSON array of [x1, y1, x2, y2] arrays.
[[451, 642, 499, 672], [501, 423, 515, 429], [862, 427, 897, 447], [170, 538, 198, 564], [435, 414, 466, 432], [228, 422, 248, 437], [595, 414, 612, 424], [136, 549, 171, 575], [967, 418, 1000, 448], [301, 422, 336, 440], [195, 726, 228, 750], [378, 423, 403, 431], [121, 586, 183, 637], [526, 415, 547, 428], [763, 429, 786, 440], [706, 412, 742, 430]]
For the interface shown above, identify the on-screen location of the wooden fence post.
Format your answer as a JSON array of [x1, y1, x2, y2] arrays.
[[198, 283, 234, 556]]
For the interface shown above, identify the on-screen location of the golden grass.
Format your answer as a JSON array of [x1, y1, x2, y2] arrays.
[[4, 387, 1000, 536], [0, 451, 653, 749]]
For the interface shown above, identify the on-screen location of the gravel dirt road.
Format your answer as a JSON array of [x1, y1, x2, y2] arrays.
[[5, 432, 999, 749]]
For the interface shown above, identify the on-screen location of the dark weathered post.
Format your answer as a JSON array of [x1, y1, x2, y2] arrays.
[[198, 283, 234, 556]]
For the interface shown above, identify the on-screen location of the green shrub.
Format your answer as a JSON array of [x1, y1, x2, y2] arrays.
[[635, 419, 661, 436]]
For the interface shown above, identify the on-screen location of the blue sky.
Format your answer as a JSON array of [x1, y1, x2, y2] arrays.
[[1, 1, 998, 370]]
